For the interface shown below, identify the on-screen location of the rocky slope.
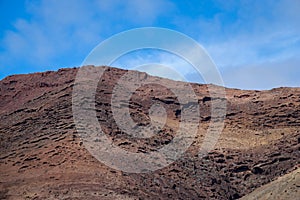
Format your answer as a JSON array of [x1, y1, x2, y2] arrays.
[[0, 66, 299, 199]]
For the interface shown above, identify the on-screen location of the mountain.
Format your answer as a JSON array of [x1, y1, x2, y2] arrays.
[[0, 66, 299, 199]]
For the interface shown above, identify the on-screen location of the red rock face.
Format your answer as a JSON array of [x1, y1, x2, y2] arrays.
[[0, 66, 299, 199]]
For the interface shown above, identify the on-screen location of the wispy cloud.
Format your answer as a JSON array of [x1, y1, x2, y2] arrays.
[[111, 49, 195, 81], [96, 0, 175, 25], [176, 0, 300, 89], [0, 0, 299, 89], [220, 56, 300, 90], [1, 0, 100, 75], [0, 0, 174, 77]]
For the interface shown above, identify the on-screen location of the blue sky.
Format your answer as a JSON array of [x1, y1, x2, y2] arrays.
[[0, 0, 299, 89]]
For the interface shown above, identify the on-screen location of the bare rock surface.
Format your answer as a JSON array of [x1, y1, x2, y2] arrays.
[[0, 66, 299, 199]]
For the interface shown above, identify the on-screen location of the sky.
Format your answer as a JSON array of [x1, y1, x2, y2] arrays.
[[0, 0, 299, 90]]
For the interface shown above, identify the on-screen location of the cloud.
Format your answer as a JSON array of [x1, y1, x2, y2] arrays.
[[0, 0, 299, 90], [111, 46, 220, 85], [96, 0, 175, 25], [0, 0, 175, 78], [173, 0, 300, 69], [134, 64, 186, 82], [1, 0, 99, 74], [111, 49, 195, 79], [206, 32, 300, 69], [219, 56, 300, 90]]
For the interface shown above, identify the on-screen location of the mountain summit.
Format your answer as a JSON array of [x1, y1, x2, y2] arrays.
[[0, 66, 299, 199]]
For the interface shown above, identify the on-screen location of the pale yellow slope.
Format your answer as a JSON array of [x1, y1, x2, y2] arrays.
[[240, 167, 300, 200]]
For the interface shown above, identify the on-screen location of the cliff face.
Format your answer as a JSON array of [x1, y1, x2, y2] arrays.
[[0, 66, 299, 199]]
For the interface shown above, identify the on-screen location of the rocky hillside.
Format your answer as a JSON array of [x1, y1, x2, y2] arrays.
[[0, 66, 299, 199]]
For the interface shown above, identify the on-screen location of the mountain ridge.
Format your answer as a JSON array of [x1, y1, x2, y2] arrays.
[[0, 66, 299, 199]]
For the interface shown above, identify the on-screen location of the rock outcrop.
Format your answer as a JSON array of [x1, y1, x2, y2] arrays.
[[0, 66, 299, 199]]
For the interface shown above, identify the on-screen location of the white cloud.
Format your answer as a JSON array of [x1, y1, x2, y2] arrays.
[[1, 0, 299, 89], [173, 0, 300, 68], [206, 32, 300, 70], [96, 0, 175, 25], [220, 56, 300, 90], [0, 0, 174, 76], [111, 49, 195, 79], [1, 0, 100, 72]]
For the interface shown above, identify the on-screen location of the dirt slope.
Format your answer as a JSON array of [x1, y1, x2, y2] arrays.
[[241, 167, 300, 200], [0, 66, 299, 199]]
